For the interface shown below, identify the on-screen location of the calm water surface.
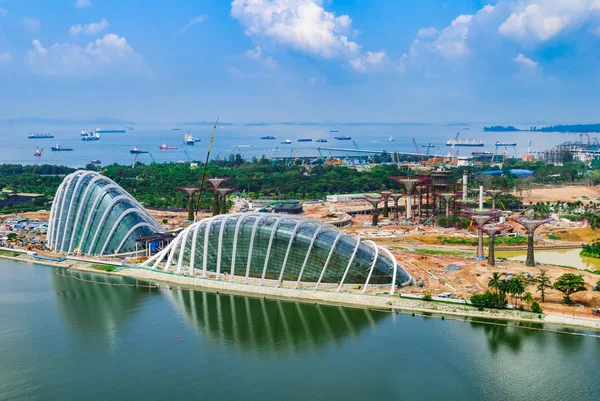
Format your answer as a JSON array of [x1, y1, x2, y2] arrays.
[[1, 260, 599, 401], [497, 248, 600, 271]]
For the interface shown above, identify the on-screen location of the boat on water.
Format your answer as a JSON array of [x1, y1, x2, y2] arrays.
[[183, 131, 195, 145], [51, 145, 73, 152], [335, 135, 352, 140], [91, 159, 101, 164], [28, 133, 54, 139], [172, 128, 181, 131], [260, 135, 276, 140], [446, 139, 484, 147], [297, 138, 312, 142], [495, 141, 517, 146], [95, 127, 126, 133], [237, 144, 252, 148], [81, 131, 100, 141], [130, 147, 148, 154], [422, 143, 435, 148], [159, 144, 178, 150], [316, 138, 328, 143], [34, 148, 43, 157], [281, 139, 292, 144], [330, 130, 339, 133], [388, 136, 395, 142]]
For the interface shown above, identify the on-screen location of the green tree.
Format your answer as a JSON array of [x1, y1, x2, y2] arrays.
[[535, 269, 553, 302], [488, 272, 505, 294], [522, 292, 534, 309], [506, 277, 525, 306], [553, 273, 587, 304]]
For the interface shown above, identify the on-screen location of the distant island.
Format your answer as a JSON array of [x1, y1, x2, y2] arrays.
[[484, 124, 600, 133], [483, 125, 522, 132]]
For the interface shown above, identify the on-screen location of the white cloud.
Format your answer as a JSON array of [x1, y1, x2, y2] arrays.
[[499, 0, 600, 42], [243, 45, 278, 69], [22, 17, 41, 32], [76, 0, 92, 8], [0, 52, 11, 64], [231, 0, 360, 59], [26, 34, 146, 76], [513, 53, 538, 68], [69, 18, 109, 36], [0, 8, 8, 17], [417, 27, 439, 39], [181, 15, 208, 33], [308, 77, 317, 84], [351, 51, 388, 72]]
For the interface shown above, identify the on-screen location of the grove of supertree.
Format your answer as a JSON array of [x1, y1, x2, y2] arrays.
[[364, 195, 382, 226], [461, 209, 502, 258], [378, 191, 392, 218], [481, 225, 507, 266], [512, 216, 553, 267], [389, 193, 403, 222], [176, 186, 201, 221], [439, 193, 456, 218], [389, 176, 428, 222], [207, 177, 230, 216], [216, 187, 237, 215], [486, 189, 504, 210]]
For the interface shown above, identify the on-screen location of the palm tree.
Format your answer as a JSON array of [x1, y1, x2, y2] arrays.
[[506, 277, 525, 307], [488, 272, 504, 294], [535, 269, 552, 302], [522, 292, 533, 309]]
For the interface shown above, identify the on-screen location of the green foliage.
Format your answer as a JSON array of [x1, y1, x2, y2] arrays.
[[90, 264, 117, 272], [437, 216, 471, 228], [535, 269, 552, 302], [470, 291, 508, 309], [553, 273, 587, 304], [531, 301, 543, 314], [436, 235, 526, 246], [581, 241, 600, 259], [422, 292, 432, 301], [547, 234, 561, 240], [0, 250, 21, 257], [7, 232, 17, 240], [162, 218, 168, 224]]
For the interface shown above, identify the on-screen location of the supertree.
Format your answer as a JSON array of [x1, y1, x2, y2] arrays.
[[389, 176, 428, 222], [364, 195, 382, 226], [378, 191, 392, 218], [176, 186, 201, 221], [439, 192, 457, 218], [216, 187, 237, 215], [389, 193, 403, 222], [512, 216, 553, 267], [486, 189, 504, 210], [481, 225, 509, 266], [207, 177, 230, 216], [461, 209, 502, 259]]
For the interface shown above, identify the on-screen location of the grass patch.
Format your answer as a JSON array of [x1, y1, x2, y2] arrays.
[[0, 249, 21, 257], [547, 234, 562, 240], [390, 246, 408, 250], [415, 248, 472, 255], [90, 264, 117, 272], [434, 236, 527, 246]]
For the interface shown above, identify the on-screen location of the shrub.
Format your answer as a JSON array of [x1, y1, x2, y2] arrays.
[[531, 301, 543, 313], [470, 291, 507, 309], [422, 292, 432, 301], [162, 218, 168, 224]]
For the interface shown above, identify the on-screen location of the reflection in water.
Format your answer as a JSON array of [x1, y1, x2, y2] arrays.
[[163, 288, 387, 355], [52, 268, 154, 335], [496, 248, 600, 270]]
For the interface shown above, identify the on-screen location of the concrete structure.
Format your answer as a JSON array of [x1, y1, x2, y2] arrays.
[[364, 195, 382, 226], [486, 189, 504, 210], [512, 217, 553, 267], [389, 193, 403, 222], [177, 186, 201, 221], [47, 170, 162, 256], [378, 191, 392, 218], [142, 213, 413, 294], [482, 225, 502, 266], [207, 178, 229, 216]]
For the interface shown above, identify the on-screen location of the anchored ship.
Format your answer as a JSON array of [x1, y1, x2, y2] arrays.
[[183, 131, 197, 145], [95, 128, 126, 133], [130, 147, 148, 154], [316, 138, 328, 143], [335, 135, 352, 140], [159, 144, 178, 150], [28, 133, 54, 139], [81, 131, 100, 141], [51, 145, 73, 151], [446, 139, 484, 147], [260, 135, 276, 140], [281, 139, 292, 144], [297, 138, 312, 142]]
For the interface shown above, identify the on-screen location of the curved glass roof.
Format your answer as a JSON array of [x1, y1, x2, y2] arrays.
[[47, 170, 163, 256], [143, 213, 413, 293]]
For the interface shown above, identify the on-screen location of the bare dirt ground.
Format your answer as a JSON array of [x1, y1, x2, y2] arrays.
[[513, 185, 600, 204]]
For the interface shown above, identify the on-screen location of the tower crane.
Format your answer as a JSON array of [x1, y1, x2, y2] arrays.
[[236, 145, 245, 161], [446, 132, 459, 158], [412, 138, 421, 162]]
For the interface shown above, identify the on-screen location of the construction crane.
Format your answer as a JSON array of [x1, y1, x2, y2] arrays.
[[522, 140, 533, 161], [412, 138, 421, 162], [236, 145, 245, 161], [446, 132, 459, 158], [288, 150, 300, 166], [195, 117, 219, 219], [148, 152, 156, 163], [183, 150, 191, 162]]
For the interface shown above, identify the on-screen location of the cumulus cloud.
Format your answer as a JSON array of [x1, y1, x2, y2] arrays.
[[499, 0, 600, 42], [69, 18, 110, 36], [181, 15, 208, 33], [26, 34, 146, 76], [513, 53, 538, 68], [0, 8, 8, 17], [22, 17, 41, 32], [0, 52, 11, 64], [76, 0, 92, 8]]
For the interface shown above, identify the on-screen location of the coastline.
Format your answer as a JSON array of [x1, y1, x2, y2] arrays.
[[1, 251, 599, 332]]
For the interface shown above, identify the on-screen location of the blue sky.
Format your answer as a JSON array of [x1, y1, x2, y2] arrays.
[[0, 0, 599, 123]]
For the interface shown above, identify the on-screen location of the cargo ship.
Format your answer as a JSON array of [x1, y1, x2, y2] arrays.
[[316, 138, 327, 143], [130, 147, 148, 154], [159, 144, 178, 150], [330, 130, 339, 133], [297, 138, 312, 142], [51, 145, 73, 152], [81, 131, 100, 141], [260, 135, 276, 140], [446, 139, 484, 147], [495, 141, 517, 146], [95, 128, 126, 133], [28, 133, 54, 139], [281, 139, 292, 144], [335, 135, 352, 140], [91, 159, 101, 164], [183, 132, 195, 145]]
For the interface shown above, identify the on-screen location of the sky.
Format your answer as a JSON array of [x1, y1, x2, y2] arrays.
[[0, 0, 599, 124]]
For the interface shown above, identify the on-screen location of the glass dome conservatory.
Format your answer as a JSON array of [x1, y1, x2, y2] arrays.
[[47, 170, 163, 256], [142, 213, 413, 293]]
